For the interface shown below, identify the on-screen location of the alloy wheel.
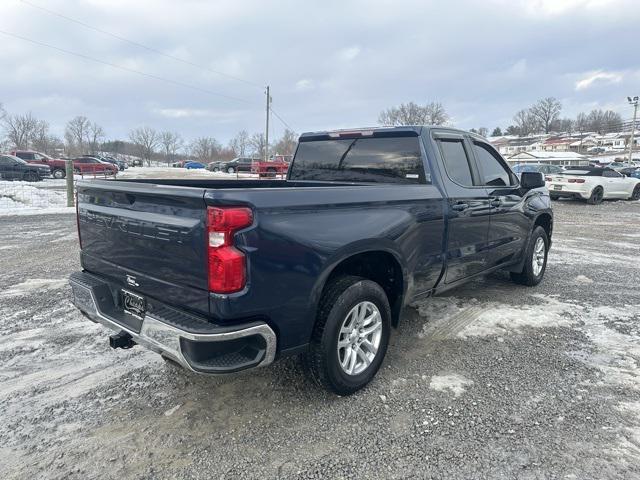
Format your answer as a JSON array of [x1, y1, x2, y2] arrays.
[[337, 301, 382, 376]]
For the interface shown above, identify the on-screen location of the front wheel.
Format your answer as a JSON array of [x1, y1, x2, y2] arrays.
[[629, 184, 640, 201], [302, 275, 391, 395], [52, 168, 66, 179], [23, 172, 39, 182], [587, 186, 604, 205], [510, 226, 549, 286], [227, 167, 235, 174]]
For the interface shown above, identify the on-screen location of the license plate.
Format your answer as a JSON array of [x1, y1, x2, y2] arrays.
[[553, 185, 562, 191], [122, 290, 146, 319]]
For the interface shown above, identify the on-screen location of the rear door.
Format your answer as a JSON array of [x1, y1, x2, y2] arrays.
[[432, 132, 492, 283], [469, 139, 529, 268]]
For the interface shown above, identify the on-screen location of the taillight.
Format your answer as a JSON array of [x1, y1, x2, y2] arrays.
[[568, 178, 586, 183], [206, 206, 253, 293], [544, 176, 552, 182]]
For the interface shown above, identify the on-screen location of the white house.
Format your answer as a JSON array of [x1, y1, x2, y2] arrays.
[[506, 151, 589, 166]]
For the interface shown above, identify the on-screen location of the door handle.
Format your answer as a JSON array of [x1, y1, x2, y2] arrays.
[[490, 198, 502, 207], [451, 202, 469, 211]]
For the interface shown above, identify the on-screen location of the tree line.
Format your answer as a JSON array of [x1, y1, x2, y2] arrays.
[[379, 98, 626, 139], [0, 103, 298, 166]]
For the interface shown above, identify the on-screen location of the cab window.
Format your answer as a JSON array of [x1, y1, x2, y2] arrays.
[[472, 141, 516, 187]]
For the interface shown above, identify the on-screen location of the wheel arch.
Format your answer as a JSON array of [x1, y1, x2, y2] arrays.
[[311, 245, 408, 330]]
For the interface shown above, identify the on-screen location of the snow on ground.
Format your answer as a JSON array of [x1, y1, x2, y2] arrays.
[[0, 180, 74, 216], [117, 166, 264, 180]]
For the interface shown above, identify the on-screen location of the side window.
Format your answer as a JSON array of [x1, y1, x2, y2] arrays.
[[34, 153, 44, 161], [18, 152, 34, 160], [437, 139, 473, 186], [472, 141, 514, 187], [603, 170, 620, 178]]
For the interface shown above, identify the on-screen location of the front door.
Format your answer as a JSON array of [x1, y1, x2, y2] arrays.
[[433, 133, 492, 284], [470, 139, 530, 268]]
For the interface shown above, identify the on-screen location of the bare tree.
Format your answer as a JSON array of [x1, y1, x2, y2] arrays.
[[530, 97, 562, 134], [249, 133, 266, 159], [378, 101, 449, 126], [159, 131, 183, 165], [65, 116, 92, 155], [575, 112, 589, 133], [228, 130, 250, 157], [3, 112, 39, 149], [477, 127, 489, 138], [273, 129, 298, 156], [513, 109, 540, 137], [552, 118, 575, 134], [129, 126, 159, 166], [189, 137, 221, 162], [88, 122, 105, 153]]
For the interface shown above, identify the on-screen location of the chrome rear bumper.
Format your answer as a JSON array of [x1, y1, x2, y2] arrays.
[[69, 271, 277, 374]]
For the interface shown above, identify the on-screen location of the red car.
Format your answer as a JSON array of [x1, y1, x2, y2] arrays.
[[252, 157, 290, 177], [10, 150, 68, 179], [72, 157, 118, 176]]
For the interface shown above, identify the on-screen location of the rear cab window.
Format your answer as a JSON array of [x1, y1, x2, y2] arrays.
[[289, 136, 429, 184], [471, 140, 517, 187]]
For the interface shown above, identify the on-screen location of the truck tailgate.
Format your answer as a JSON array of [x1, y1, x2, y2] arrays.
[[77, 181, 209, 315]]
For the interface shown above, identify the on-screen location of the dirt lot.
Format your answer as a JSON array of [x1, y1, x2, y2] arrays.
[[1, 199, 639, 479]]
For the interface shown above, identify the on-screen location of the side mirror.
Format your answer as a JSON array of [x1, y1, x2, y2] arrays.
[[520, 171, 545, 190]]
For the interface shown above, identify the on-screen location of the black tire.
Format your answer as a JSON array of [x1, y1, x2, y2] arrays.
[[549, 194, 560, 201], [52, 168, 66, 179], [227, 167, 235, 174], [266, 167, 277, 178], [587, 186, 603, 205], [74, 168, 81, 175], [302, 275, 391, 395], [630, 184, 640, 201], [23, 172, 39, 182], [510, 226, 549, 287]]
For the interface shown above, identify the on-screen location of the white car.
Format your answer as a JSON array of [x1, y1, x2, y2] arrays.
[[546, 167, 640, 204]]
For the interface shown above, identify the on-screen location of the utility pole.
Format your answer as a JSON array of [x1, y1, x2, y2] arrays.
[[627, 96, 639, 164], [265, 85, 271, 162]]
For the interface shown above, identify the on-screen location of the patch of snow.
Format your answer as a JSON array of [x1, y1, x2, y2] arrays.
[[164, 404, 183, 417], [0, 180, 73, 215], [429, 374, 473, 397], [1, 278, 68, 297], [575, 275, 594, 284]]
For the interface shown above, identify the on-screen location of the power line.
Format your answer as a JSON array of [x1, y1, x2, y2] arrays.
[[270, 107, 294, 132], [0, 29, 257, 105], [20, 0, 264, 89]]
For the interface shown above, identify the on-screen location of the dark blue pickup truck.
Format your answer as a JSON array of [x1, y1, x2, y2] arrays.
[[69, 126, 552, 395]]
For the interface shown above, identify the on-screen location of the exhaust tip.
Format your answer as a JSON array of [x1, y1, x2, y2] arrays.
[[109, 331, 136, 349]]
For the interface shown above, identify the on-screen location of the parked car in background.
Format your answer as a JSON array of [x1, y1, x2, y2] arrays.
[[172, 160, 187, 168], [619, 167, 640, 179], [72, 157, 118, 176], [184, 161, 205, 169], [81, 154, 123, 171], [0, 154, 51, 181], [587, 147, 606, 154], [512, 163, 564, 176], [104, 155, 127, 170], [206, 161, 225, 172], [252, 157, 290, 177], [9, 150, 67, 179], [221, 157, 256, 174], [546, 166, 640, 204]]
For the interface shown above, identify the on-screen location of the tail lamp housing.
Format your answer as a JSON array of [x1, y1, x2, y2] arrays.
[[568, 178, 586, 183], [206, 206, 253, 293]]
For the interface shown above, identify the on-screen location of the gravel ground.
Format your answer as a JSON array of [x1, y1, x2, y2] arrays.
[[0, 199, 639, 479]]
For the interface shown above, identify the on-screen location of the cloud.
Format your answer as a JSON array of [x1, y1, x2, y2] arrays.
[[338, 46, 361, 62], [295, 79, 314, 91], [575, 70, 622, 90]]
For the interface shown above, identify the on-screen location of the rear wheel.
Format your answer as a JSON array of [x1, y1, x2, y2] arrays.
[[52, 168, 65, 179], [550, 194, 560, 201], [302, 275, 391, 395], [587, 186, 604, 205], [227, 167, 235, 174], [630, 184, 640, 201], [510, 226, 549, 287]]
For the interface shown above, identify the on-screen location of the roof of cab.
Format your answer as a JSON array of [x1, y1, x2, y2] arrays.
[[299, 126, 480, 141]]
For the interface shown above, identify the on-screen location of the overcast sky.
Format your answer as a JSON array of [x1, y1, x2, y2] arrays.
[[1, 0, 638, 144]]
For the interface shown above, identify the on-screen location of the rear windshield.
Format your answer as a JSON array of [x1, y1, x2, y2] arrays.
[[289, 136, 427, 184]]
